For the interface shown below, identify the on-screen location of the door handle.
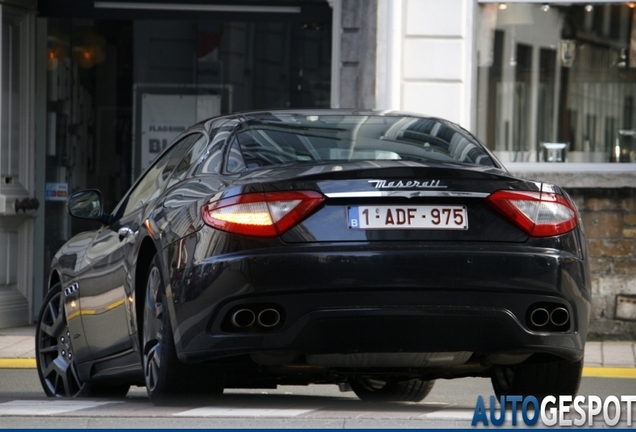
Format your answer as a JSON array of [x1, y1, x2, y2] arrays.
[[118, 227, 134, 239], [15, 197, 40, 213]]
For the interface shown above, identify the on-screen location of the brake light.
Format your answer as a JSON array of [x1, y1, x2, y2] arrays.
[[202, 190, 325, 237], [486, 190, 578, 237]]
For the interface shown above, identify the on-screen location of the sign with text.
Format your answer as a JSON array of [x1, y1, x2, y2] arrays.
[[140, 94, 220, 172]]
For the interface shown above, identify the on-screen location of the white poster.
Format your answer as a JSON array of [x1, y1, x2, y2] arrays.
[[140, 94, 221, 171]]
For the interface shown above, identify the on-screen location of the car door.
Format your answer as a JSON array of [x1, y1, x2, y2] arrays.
[[77, 133, 203, 360]]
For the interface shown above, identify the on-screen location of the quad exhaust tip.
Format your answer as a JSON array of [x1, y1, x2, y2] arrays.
[[550, 307, 569, 327], [231, 309, 255, 328], [257, 308, 281, 328], [527, 304, 570, 330], [530, 308, 550, 327], [228, 306, 283, 330]]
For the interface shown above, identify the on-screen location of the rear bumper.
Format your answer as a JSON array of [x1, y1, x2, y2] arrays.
[[165, 241, 590, 365]]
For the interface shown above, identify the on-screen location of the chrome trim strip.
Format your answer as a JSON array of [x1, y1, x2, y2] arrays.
[[326, 192, 383, 198], [325, 191, 490, 198]]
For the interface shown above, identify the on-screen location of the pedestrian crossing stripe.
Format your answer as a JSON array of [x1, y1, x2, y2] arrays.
[[173, 407, 318, 417], [0, 399, 469, 419], [0, 400, 120, 416]]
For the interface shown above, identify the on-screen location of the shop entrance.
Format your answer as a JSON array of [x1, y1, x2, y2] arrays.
[[39, 3, 332, 310]]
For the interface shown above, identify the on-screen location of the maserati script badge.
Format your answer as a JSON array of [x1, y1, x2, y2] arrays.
[[368, 179, 447, 189]]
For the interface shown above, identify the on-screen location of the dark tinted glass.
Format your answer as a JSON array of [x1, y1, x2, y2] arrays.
[[226, 115, 495, 170]]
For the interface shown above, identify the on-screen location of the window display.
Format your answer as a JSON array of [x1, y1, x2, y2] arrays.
[[477, 3, 636, 163]]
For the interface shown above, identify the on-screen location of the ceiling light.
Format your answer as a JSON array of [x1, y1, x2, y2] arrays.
[[542, 4, 550, 11], [498, 3, 508, 10], [94, 2, 301, 13], [585, 4, 594, 12]]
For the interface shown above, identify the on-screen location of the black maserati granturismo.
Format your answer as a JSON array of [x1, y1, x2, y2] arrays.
[[36, 110, 591, 404]]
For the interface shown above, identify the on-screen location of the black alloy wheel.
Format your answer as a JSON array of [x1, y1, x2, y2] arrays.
[[350, 378, 435, 402], [142, 256, 224, 405], [491, 359, 583, 400], [36, 283, 129, 398], [142, 259, 179, 403]]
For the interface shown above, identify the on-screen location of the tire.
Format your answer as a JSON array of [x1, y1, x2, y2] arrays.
[[350, 378, 435, 402], [142, 257, 223, 405], [36, 283, 129, 398], [491, 359, 583, 400]]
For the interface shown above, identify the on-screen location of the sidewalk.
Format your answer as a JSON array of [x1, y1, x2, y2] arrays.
[[0, 326, 38, 368], [0, 326, 635, 377]]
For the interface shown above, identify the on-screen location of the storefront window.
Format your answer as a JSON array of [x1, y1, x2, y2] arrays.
[[43, 19, 134, 267], [41, 14, 331, 275], [477, 3, 636, 163]]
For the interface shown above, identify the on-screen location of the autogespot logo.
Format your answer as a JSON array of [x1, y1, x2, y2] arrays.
[[471, 395, 636, 427]]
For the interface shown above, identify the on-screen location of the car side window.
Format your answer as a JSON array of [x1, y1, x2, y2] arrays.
[[225, 136, 246, 173], [121, 133, 201, 216], [167, 134, 209, 188], [194, 124, 237, 175]]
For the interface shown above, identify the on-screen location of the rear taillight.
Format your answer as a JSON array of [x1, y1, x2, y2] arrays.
[[486, 190, 578, 237], [202, 190, 325, 237]]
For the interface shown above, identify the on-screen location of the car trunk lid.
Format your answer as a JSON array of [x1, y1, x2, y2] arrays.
[[224, 162, 537, 243]]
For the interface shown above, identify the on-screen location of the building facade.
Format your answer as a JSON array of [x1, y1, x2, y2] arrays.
[[1, 0, 634, 337], [367, 0, 636, 338]]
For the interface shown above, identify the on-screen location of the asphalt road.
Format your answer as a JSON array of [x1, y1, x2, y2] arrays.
[[0, 369, 634, 428]]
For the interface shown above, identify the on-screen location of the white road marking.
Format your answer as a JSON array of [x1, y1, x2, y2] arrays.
[[418, 408, 476, 420], [0, 399, 480, 422], [174, 406, 318, 417], [0, 400, 120, 416]]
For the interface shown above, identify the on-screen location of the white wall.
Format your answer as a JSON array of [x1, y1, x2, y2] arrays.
[[376, 0, 476, 128]]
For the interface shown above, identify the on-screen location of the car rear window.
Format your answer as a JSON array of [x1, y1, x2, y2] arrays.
[[225, 115, 496, 173]]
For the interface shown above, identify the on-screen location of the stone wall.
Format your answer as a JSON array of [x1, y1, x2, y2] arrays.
[[567, 188, 636, 340], [337, 0, 377, 109]]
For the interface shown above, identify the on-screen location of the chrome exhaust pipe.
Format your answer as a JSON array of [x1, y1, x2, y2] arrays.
[[257, 308, 281, 328], [550, 307, 569, 327], [231, 309, 255, 328], [530, 308, 550, 327]]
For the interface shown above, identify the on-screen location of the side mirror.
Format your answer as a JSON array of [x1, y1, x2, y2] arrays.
[[68, 189, 105, 221]]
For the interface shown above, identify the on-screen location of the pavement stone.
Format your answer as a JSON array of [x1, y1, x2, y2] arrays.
[[583, 341, 602, 366], [0, 326, 36, 359], [601, 341, 636, 367], [0, 326, 35, 337], [0, 336, 35, 358]]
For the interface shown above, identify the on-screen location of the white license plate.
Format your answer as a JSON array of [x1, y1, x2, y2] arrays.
[[347, 205, 468, 230]]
